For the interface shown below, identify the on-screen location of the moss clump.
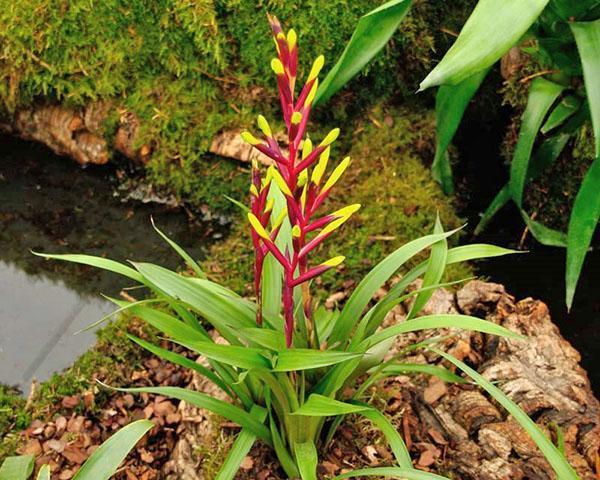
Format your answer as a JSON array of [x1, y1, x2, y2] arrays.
[[204, 104, 472, 296], [0, 0, 477, 212]]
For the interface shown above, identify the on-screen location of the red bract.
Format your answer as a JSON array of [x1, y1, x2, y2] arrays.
[[242, 15, 360, 348]]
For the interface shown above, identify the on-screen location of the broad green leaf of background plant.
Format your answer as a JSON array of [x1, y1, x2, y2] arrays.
[[419, 0, 550, 90], [566, 157, 600, 309], [0, 455, 34, 480], [434, 349, 579, 480], [314, 0, 412, 105], [432, 69, 489, 194], [510, 77, 565, 207], [72, 420, 154, 480], [571, 18, 600, 156]]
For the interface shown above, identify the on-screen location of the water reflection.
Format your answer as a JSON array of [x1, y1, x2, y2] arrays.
[[0, 136, 222, 392]]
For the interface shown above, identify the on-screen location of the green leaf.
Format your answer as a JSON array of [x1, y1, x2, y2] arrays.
[[182, 340, 271, 371], [292, 394, 368, 416], [433, 349, 579, 480], [269, 412, 299, 478], [541, 95, 582, 134], [273, 349, 361, 372], [419, 0, 550, 89], [129, 305, 207, 343], [216, 405, 267, 480], [519, 209, 567, 247], [510, 77, 565, 207], [36, 465, 50, 480], [475, 133, 570, 235], [72, 420, 154, 480], [572, 18, 600, 156], [0, 456, 34, 480], [566, 156, 600, 308], [362, 314, 523, 350], [329, 229, 459, 347], [408, 216, 448, 318], [239, 327, 286, 350], [126, 334, 233, 397], [314, 0, 412, 105], [102, 384, 272, 446], [32, 252, 144, 283], [133, 263, 254, 344], [432, 69, 489, 194], [381, 363, 467, 384], [294, 442, 318, 480], [356, 406, 412, 468], [335, 467, 449, 479], [151, 217, 206, 279]]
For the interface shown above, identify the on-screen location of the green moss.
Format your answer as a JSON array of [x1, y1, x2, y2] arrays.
[[204, 104, 472, 297]]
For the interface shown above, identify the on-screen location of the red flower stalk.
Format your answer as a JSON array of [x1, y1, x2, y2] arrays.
[[242, 15, 360, 347]]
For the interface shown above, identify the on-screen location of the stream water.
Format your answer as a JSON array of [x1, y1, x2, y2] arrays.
[[0, 136, 223, 392]]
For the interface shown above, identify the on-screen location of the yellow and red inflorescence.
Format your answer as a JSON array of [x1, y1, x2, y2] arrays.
[[242, 15, 360, 347]]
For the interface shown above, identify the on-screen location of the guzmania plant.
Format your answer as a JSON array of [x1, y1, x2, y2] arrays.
[[40, 16, 579, 480]]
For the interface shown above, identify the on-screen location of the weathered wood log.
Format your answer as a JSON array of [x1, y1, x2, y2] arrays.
[[164, 281, 600, 479]]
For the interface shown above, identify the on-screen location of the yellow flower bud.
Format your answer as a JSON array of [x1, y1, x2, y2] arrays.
[[271, 207, 288, 230], [250, 184, 259, 197], [291, 111, 302, 125], [305, 79, 319, 105], [302, 138, 313, 160], [241, 131, 260, 146], [292, 224, 301, 238], [257, 115, 272, 137], [287, 29, 297, 49], [248, 213, 270, 241], [270, 168, 292, 196], [307, 55, 324, 82], [319, 128, 340, 147], [297, 169, 308, 187], [321, 256, 345, 267], [271, 58, 285, 75], [265, 198, 275, 213], [322, 156, 350, 192], [331, 203, 361, 218], [311, 147, 329, 185]]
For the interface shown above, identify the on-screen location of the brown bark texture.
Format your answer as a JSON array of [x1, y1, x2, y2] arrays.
[[163, 281, 600, 480]]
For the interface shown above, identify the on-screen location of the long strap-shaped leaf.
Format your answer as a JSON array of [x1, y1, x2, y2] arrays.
[[434, 349, 579, 480], [273, 349, 360, 372], [314, 0, 412, 105], [0, 455, 34, 480], [293, 395, 412, 469], [335, 468, 448, 479], [294, 442, 319, 480], [102, 384, 272, 446], [329, 229, 459, 347], [419, 0, 549, 90], [572, 18, 600, 157], [216, 405, 267, 480], [510, 77, 565, 207], [73, 420, 154, 480], [566, 157, 600, 309], [432, 69, 489, 194], [36, 465, 50, 480]]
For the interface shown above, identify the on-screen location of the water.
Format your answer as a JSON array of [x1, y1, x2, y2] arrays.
[[0, 136, 221, 392]]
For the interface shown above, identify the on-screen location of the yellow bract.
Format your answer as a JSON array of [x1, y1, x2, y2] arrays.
[[319, 128, 340, 147], [271, 58, 285, 75], [292, 224, 301, 238], [321, 256, 345, 268], [291, 111, 302, 125], [241, 131, 260, 146], [297, 169, 308, 187], [248, 213, 271, 241], [257, 115, 272, 137], [270, 168, 293, 196], [271, 207, 288, 230], [307, 55, 325, 82], [311, 148, 330, 185], [250, 184, 259, 197], [265, 198, 275, 213], [331, 203, 361, 218], [305, 79, 319, 105], [322, 156, 350, 191], [302, 138, 313, 159], [287, 29, 297, 49]]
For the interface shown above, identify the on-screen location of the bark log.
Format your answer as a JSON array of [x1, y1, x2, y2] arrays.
[[163, 281, 600, 479]]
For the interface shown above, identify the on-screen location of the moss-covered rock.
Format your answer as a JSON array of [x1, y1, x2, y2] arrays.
[[0, 0, 475, 212]]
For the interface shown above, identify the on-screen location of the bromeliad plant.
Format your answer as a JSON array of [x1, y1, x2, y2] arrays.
[[38, 17, 579, 480]]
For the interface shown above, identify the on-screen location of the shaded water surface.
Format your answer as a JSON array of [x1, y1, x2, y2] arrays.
[[0, 136, 222, 392]]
